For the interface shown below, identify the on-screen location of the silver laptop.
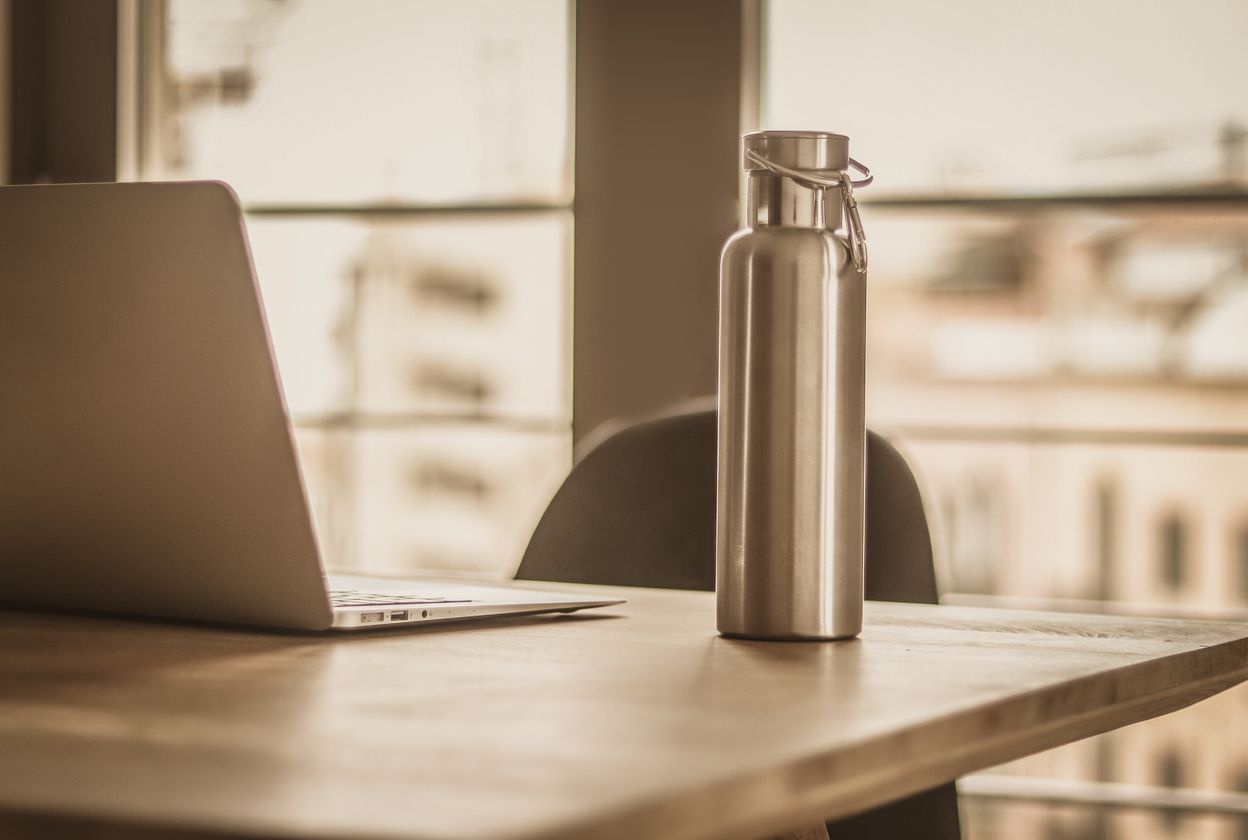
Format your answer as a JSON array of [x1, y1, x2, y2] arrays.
[[0, 180, 621, 631]]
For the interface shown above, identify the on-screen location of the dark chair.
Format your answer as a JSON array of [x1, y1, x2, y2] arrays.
[[516, 405, 960, 840]]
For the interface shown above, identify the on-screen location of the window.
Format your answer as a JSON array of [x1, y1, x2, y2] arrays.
[[764, 0, 1248, 836], [142, 0, 570, 204], [129, 0, 573, 576]]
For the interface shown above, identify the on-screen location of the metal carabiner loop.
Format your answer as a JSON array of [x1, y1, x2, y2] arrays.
[[836, 177, 869, 274]]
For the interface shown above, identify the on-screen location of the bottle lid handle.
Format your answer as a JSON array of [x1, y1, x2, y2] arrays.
[[744, 150, 871, 273]]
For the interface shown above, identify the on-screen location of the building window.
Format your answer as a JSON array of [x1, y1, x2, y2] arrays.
[[1235, 767, 1248, 840], [1157, 750, 1186, 833], [1237, 523, 1248, 602], [1158, 513, 1188, 592], [1093, 477, 1118, 600], [946, 475, 1004, 595]]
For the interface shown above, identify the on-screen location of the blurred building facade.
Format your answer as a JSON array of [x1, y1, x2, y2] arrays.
[[764, 1, 1248, 836], [134, 0, 574, 577], [864, 205, 1248, 840]]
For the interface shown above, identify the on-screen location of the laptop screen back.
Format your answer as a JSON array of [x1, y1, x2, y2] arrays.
[[0, 181, 333, 629]]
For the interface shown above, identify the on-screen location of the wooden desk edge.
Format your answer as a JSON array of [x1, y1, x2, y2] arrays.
[[1, 598, 1245, 840], [547, 641, 1248, 840]]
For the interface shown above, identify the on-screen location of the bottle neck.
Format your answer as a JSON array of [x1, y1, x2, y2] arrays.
[[746, 172, 843, 230]]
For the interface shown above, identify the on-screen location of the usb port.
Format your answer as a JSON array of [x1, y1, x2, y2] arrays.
[[389, 610, 409, 621], [361, 611, 385, 624]]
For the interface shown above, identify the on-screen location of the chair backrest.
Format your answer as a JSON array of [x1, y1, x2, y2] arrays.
[[516, 406, 961, 840], [516, 407, 939, 606]]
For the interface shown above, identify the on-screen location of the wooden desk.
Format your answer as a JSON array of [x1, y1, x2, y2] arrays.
[[1, 584, 1245, 840]]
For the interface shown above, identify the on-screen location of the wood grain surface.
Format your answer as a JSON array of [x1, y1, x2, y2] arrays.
[[0, 584, 1245, 840]]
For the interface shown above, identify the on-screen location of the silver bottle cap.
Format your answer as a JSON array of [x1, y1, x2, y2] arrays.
[[742, 130, 849, 175]]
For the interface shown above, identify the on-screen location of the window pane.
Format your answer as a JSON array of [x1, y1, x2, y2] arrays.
[[152, 0, 571, 204], [765, 0, 1248, 194], [244, 217, 360, 414], [247, 214, 570, 420], [295, 426, 569, 577], [138, 3, 575, 580]]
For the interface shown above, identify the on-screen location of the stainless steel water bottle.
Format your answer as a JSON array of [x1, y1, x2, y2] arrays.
[[716, 130, 872, 640]]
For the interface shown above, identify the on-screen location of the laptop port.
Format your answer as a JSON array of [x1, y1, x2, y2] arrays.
[[389, 610, 409, 621], [361, 612, 385, 624]]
